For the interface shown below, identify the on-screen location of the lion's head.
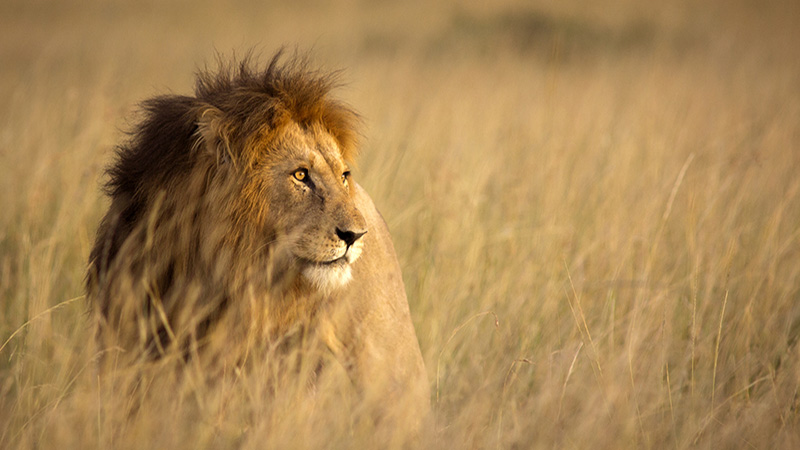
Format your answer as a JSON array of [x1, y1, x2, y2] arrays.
[[248, 120, 368, 293], [88, 53, 371, 350]]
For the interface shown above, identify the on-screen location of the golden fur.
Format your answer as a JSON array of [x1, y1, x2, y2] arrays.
[[86, 52, 429, 419]]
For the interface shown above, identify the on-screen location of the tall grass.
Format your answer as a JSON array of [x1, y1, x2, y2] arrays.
[[2, 0, 799, 448]]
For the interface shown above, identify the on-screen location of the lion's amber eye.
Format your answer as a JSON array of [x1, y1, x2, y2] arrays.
[[293, 169, 307, 182], [342, 171, 350, 185]]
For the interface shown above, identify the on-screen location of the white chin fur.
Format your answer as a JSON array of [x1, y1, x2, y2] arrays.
[[301, 263, 353, 293]]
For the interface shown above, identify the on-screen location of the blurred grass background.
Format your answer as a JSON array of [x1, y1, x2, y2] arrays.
[[2, 0, 799, 448]]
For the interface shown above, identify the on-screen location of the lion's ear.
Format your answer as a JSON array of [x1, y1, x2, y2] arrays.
[[196, 105, 234, 165]]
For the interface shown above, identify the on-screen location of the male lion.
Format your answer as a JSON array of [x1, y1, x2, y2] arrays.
[[86, 52, 429, 421]]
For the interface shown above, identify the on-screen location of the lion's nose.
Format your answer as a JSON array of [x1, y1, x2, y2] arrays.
[[336, 228, 367, 247]]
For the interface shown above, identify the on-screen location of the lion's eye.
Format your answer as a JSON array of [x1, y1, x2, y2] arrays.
[[342, 171, 350, 185], [293, 169, 308, 182]]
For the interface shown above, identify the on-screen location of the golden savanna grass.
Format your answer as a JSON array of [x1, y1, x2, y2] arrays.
[[2, 0, 799, 448]]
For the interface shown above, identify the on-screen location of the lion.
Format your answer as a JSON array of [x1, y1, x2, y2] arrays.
[[86, 52, 429, 422]]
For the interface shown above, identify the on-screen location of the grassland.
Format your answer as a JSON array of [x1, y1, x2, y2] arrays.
[[2, 0, 799, 448]]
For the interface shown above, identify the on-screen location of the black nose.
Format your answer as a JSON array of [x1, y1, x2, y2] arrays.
[[336, 228, 367, 247]]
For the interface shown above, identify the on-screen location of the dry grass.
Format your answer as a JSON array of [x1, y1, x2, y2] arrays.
[[2, 0, 800, 448]]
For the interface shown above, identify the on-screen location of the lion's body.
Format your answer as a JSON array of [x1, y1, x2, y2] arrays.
[[87, 53, 428, 419]]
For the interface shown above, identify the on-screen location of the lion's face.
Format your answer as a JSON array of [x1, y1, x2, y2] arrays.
[[252, 122, 367, 293]]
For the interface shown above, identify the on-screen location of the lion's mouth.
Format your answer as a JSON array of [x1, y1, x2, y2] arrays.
[[303, 247, 360, 267], [301, 254, 348, 268], [318, 256, 347, 266]]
